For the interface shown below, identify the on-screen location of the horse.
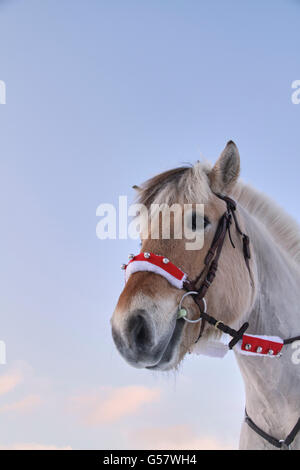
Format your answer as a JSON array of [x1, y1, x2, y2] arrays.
[[111, 141, 300, 450]]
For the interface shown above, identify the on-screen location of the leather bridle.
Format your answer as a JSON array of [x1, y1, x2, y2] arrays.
[[181, 193, 252, 348]]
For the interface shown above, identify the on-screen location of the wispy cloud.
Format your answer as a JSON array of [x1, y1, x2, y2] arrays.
[[0, 394, 42, 414], [69, 385, 161, 426], [132, 424, 234, 450], [0, 443, 72, 450], [0, 371, 23, 396]]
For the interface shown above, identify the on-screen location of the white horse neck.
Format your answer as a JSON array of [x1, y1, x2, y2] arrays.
[[236, 205, 300, 449]]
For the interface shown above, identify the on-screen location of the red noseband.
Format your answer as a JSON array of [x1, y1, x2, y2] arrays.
[[123, 252, 187, 290]]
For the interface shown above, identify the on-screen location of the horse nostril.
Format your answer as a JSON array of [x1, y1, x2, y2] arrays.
[[127, 311, 153, 351]]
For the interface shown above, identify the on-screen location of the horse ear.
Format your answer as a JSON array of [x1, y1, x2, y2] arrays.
[[209, 140, 240, 194]]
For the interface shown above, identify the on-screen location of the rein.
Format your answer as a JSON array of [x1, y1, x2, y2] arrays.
[[120, 193, 300, 449]]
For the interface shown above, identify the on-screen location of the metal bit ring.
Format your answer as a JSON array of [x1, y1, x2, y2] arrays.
[[177, 291, 207, 323]]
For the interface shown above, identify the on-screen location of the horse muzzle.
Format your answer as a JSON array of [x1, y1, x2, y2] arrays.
[[111, 307, 183, 369]]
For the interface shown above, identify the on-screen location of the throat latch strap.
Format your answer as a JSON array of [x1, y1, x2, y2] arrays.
[[245, 410, 300, 449]]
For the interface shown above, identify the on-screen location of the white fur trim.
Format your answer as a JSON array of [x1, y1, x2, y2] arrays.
[[240, 334, 283, 344], [125, 260, 187, 289], [190, 333, 230, 358]]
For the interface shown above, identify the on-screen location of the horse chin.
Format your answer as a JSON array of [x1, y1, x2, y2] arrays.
[[146, 318, 186, 371]]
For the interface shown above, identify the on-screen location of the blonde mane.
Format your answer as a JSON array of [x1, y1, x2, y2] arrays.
[[137, 161, 300, 268], [233, 181, 300, 267]]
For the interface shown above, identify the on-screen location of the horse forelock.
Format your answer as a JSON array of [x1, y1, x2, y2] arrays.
[[136, 161, 213, 207]]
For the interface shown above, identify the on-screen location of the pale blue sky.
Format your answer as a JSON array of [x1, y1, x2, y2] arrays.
[[0, 0, 299, 449]]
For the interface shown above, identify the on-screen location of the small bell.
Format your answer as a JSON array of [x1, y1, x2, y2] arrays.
[[128, 254, 135, 260], [177, 308, 187, 319], [144, 252, 150, 259], [121, 264, 127, 270], [163, 258, 169, 264]]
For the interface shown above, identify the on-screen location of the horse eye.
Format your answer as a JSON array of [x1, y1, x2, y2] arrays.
[[191, 212, 210, 231]]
